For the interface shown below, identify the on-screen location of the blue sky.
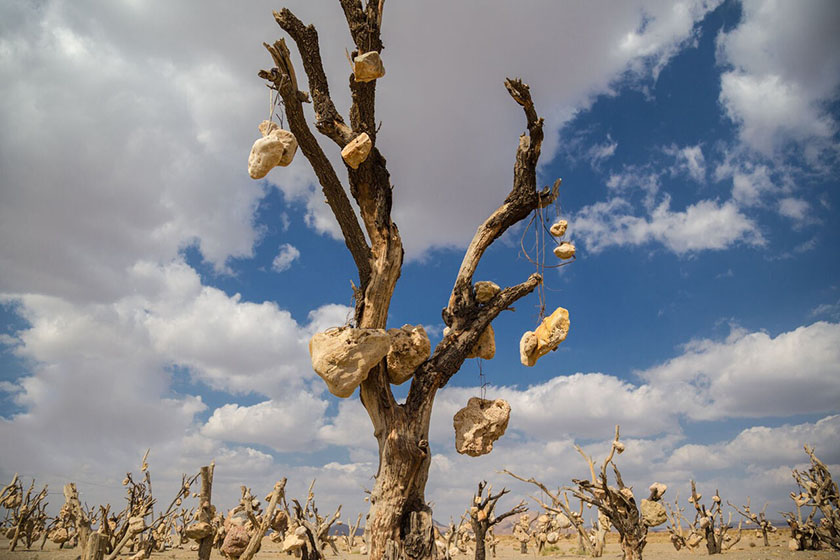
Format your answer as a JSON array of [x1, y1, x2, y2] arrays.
[[1, 0, 839, 524]]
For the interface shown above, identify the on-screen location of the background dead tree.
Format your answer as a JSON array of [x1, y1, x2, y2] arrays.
[[279, 480, 343, 560], [437, 514, 467, 560], [256, 3, 568, 557], [467, 481, 526, 560], [565, 426, 669, 560], [782, 445, 839, 551], [511, 513, 531, 554], [341, 512, 364, 552], [727, 497, 775, 546], [664, 494, 702, 551], [60, 482, 93, 557], [502, 471, 596, 557], [687, 481, 741, 555], [5, 477, 48, 550]]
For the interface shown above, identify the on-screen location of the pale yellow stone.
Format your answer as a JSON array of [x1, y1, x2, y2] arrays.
[[353, 51, 385, 82], [309, 327, 390, 397], [467, 324, 495, 360], [549, 220, 568, 237], [520, 307, 570, 366], [474, 281, 500, 303], [386, 324, 431, 385], [553, 241, 576, 260], [185, 522, 213, 540], [341, 132, 372, 169], [641, 499, 667, 527], [649, 482, 667, 501], [453, 397, 510, 457], [248, 121, 298, 179]]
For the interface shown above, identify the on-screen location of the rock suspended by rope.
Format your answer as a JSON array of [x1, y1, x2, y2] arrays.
[[353, 51, 385, 82], [386, 324, 431, 385], [549, 219, 568, 237], [341, 132, 372, 169], [519, 306, 570, 367], [309, 327, 390, 397], [248, 120, 298, 179], [453, 397, 511, 457], [553, 241, 575, 260]]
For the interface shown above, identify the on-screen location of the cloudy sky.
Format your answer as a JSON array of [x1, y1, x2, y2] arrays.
[[1, 0, 839, 526]]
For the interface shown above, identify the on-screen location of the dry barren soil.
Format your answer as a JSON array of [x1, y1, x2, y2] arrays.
[[0, 532, 836, 560]]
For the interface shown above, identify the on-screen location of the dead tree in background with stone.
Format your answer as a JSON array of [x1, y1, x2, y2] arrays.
[[687, 481, 741, 555], [502, 470, 596, 557], [664, 494, 702, 551], [782, 445, 839, 551], [566, 427, 668, 560], [467, 481, 526, 560], [255, 1, 571, 558], [727, 497, 775, 546]]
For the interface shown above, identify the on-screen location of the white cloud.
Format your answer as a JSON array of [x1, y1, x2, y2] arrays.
[[640, 321, 840, 420], [588, 135, 618, 165], [271, 243, 301, 272], [728, 163, 776, 207], [665, 144, 706, 183], [717, 0, 840, 159], [572, 195, 764, 254], [777, 197, 811, 222]]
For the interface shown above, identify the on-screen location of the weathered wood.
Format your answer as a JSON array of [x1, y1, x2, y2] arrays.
[[240, 479, 286, 560], [197, 463, 215, 560]]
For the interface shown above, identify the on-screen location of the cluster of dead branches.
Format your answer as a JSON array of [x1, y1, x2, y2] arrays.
[[782, 445, 839, 551]]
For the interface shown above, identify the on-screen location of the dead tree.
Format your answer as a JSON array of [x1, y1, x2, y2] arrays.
[[563, 427, 669, 560], [467, 481, 526, 560], [727, 497, 775, 546], [511, 513, 531, 554], [664, 494, 702, 551], [255, 3, 570, 557], [502, 470, 596, 557], [782, 445, 839, 551], [278, 480, 343, 560], [439, 515, 467, 560], [342, 512, 364, 552], [687, 481, 741, 555], [5, 477, 48, 550]]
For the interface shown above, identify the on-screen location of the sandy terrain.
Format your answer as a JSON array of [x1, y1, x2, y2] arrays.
[[0, 532, 836, 560]]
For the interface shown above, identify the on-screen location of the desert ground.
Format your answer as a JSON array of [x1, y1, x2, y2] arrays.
[[0, 531, 836, 560]]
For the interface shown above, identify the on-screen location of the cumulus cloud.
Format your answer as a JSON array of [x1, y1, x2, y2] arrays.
[[665, 144, 706, 183], [716, 0, 840, 159], [272, 243, 301, 272], [572, 195, 763, 254]]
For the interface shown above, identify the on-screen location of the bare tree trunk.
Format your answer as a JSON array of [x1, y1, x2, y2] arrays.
[[197, 463, 214, 560], [620, 535, 644, 560]]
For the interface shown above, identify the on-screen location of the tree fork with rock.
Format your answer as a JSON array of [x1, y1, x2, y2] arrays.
[[468, 481, 526, 560], [256, 2, 566, 559]]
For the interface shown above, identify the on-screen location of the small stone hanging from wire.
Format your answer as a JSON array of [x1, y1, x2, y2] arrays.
[[248, 90, 297, 179]]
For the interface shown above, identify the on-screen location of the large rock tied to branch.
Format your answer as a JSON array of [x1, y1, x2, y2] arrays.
[[248, 121, 297, 179], [641, 499, 667, 527], [519, 306, 570, 366], [221, 524, 250, 558], [341, 132, 372, 169], [467, 324, 496, 360], [453, 397, 511, 456], [387, 324, 431, 385], [353, 51, 385, 82], [309, 327, 391, 397], [474, 281, 500, 303]]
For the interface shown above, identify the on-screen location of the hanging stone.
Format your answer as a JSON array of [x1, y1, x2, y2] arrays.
[[549, 220, 568, 237], [185, 522, 214, 541], [553, 241, 576, 260], [386, 324, 431, 385], [474, 281, 500, 303], [467, 324, 496, 360], [519, 306, 570, 367], [341, 132, 372, 169], [248, 120, 298, 179], [641, 499, 668, 527], [309, 327, 390, 397], [453, 397, 511, 457], [353, 51, 385, 82]]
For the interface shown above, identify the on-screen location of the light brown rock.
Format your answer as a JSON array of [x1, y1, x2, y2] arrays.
[[309, 327, 390, 398], [553, 241, 576, 259], [453, 397, 511, 457], [221, 524, 250, 558], [554, 512, 571, 529], [282, 531, 306, 552], [248, 121, 298, 179], [467, 324, 496, 360], [549, 220, 568, 237], [185, 521, 213, 540], [641, 499, 667, 527], [353, 51, 385, 82], [386, 324, 431, 385], [341, 132, 373, 169], [649, 482, 667, 500], [519, 307, 570, 366], [474, 281, 500, 303]]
